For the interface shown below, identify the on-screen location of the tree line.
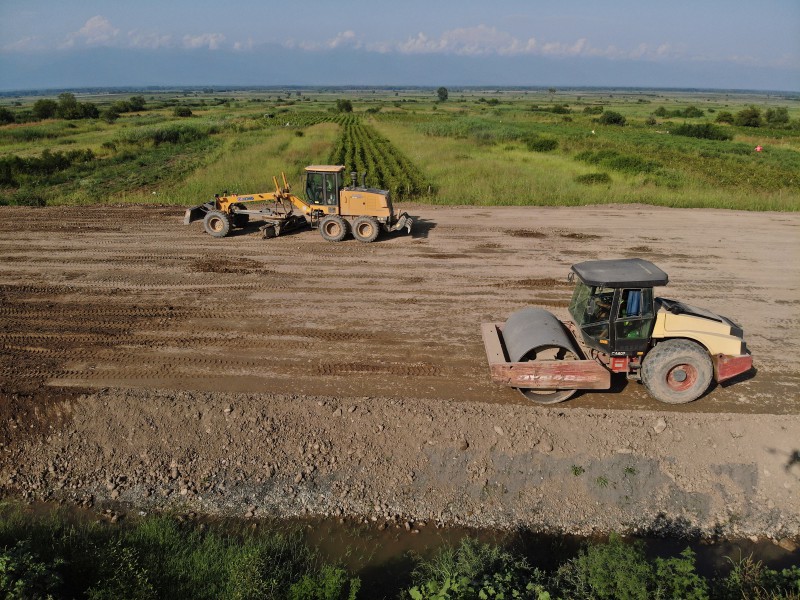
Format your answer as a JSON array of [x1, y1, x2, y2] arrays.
[[0, 93, 148, 125]]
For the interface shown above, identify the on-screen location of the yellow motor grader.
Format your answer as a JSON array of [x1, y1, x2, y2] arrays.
[[184, 165, 412, 242], [482, 258, 753, 404]]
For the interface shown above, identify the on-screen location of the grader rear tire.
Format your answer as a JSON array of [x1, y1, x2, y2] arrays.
[[352, 216, 380, 243], [319, 215, 349, 242], [203, 211, 231, 238], [641, 339, 713, 404]]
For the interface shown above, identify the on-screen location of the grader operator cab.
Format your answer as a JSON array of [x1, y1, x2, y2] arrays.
[[184, 165, 412, 242], [482, 258, 753, 405]]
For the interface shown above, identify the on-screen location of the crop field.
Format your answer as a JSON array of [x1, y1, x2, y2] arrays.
[[1, 87, 798, 210]]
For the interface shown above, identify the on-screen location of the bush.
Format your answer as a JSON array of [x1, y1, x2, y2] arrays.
[[0, 149, 95, 187], [104, 108, 121, 123], [555, 534, 708, 600], [335, 99, 353, 113], [173, 106, 193, 117], [670, 123, 733, 140], [575, 172, 611, 185], [7, 189, 48, 206], [654, 106, 704, 119], [525, 137, 559, 152], [598, 111, 626, 126], [0, 540, 63, 599], [0, 107, 15, 125], [287, 566, 361, 600], [715, 111, 734, 124], [682, 105, 705, 118], [712, 555, 800, 600], [576, 149, 658, 174], [32, 99, 58, 119], [408, 538, 547, 600], [765, 107, 789, 126], [734, 106, 763, 127], [583, 105, 604, 115], [55, 93, 99, 120]]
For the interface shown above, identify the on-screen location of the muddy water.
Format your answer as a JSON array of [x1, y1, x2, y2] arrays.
[[301, 516, 798, 573], [298, 517, 799, 597]]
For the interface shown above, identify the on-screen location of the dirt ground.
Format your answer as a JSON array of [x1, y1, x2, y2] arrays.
[[0, 204, 798, 542]]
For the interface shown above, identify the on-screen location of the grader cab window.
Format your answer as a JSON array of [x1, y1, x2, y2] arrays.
[[306, 172, 341, 206]]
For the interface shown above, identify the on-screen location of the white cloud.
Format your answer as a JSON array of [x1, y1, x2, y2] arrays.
[[328, 30, 360, 49], [288, 30, 362, 51], [62, 16, 119, 49], [383, 26, 706, 63], [233, 38, 255, 51], [540, 37, 587, 57], [182, 33, 225, 50], [2, 36, 46, 52], [127, 30, 173, 50], [397, 25, 536, 56]]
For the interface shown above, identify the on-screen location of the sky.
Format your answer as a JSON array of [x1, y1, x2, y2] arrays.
[[1, 0, 799, 92]]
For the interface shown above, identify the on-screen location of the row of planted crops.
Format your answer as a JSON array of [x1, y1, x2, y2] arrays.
[[265, 112, 432, 200]]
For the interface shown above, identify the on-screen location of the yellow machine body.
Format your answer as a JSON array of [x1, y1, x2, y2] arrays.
[[184, 165, 412, 242], [652, 309, 747, 357]]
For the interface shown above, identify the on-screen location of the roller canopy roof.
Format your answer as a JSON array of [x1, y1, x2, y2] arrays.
[[571, 258, 669, 287]]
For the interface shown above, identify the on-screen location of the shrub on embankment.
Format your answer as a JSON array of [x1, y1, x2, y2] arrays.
[[1, 505, 798, 599]]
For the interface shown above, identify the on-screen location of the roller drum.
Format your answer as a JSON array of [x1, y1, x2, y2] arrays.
[[503, 308, 581, 362]]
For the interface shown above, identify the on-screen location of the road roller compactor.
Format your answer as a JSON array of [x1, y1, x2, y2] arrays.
[[482, 258, 753, 404], [184, 165, 412, 242]]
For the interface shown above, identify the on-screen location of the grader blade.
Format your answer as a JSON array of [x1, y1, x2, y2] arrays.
[[184, 201, 214, 225]]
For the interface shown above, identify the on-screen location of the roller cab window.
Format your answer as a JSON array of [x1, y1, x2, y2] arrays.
[[613, 288, 655, 353], [569, 282, 613, 349]]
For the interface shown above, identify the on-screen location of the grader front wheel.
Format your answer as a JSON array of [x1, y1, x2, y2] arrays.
[[319, 215, 349, 242], [203, 210, 231, 238], [641, 339, 713, 404]]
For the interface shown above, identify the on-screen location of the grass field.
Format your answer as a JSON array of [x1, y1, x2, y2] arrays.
[[1, 88, 798, 210]]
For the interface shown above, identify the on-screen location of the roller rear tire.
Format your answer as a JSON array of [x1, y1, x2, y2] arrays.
[[641, 339, 713, 404]]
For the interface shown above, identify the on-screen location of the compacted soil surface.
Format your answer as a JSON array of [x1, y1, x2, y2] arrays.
[[0, 204, 798, 544]]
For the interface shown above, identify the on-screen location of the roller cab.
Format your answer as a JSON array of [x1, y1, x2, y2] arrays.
[[483, 258, 753, 404]]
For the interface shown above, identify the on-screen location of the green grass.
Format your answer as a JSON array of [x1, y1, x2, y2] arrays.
[[151, 121, 339, 205], [2, 504, 798, 599], [373, 110, 799, 210], [0, 503, 359, 600], [1, 89, 798, 210]]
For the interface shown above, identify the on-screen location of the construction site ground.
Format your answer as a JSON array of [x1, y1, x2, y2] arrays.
[[0, 204, 798, 544]]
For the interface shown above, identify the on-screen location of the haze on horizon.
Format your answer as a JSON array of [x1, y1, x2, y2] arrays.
[[1, 0, 799, 92]]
